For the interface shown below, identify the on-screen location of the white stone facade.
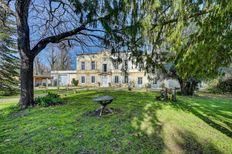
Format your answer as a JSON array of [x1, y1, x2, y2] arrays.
[[76, 50, 180, 88]]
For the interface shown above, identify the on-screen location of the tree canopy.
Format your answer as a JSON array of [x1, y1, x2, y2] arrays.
[[113, 0, 232, 94]]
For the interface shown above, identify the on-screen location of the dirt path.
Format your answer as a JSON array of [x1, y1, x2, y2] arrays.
[[0, 97, 19, 103]]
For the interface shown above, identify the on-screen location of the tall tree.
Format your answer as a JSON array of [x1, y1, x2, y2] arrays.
[[166, 1, 232, 95], [119, 0, 232, 95], [1, 0, 130, 108], [0, 2, 19, 95], [34, 56, 49, 75], [47, 42, 72, 71], [58, 42, 71, 70], [46, 46, 58, 71]]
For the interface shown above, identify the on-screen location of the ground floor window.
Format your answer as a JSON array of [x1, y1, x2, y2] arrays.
[[91, 76, 95, 83], [81, 76, 85, 83], [124, 76, 128, 83], [138, 77, 143, 85], [153, 78, 158, 84], [115, 76, 119, 83]]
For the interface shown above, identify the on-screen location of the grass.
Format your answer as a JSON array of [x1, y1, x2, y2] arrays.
[[0, 90, 231, 153]]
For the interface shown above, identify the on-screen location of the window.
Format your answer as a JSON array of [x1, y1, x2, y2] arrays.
[[138, 77, 143, 85], [114, 62, 119, 69], [81, 62, 85, 70], [81, 76, 85, 83], [115, 76, 119, 83], [124, 60, 128, 69], [139, 63, 144, 71], [103, 64, 107, 72], [124, 76, 128, 83], [153, 79, 157, 84], [91, 61, 96, 70], [91, 76, 95, 83]]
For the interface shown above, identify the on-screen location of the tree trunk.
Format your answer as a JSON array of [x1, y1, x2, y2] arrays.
[[20, 55, 34, 109], [178, 78, 195, 96], [16, 0, 33, 109]]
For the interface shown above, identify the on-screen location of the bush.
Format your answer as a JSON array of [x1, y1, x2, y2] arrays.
[[72, 79, 79, 86], [208, 78, 232, 93], [0, 86, 19, 96], [35, 92, 63, 107]]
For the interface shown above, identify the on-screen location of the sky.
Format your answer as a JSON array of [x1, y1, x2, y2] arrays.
[[27, 0, 105, 71], [38, 44, 103, 70]]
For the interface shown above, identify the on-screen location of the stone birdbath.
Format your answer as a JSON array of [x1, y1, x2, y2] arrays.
[[92, 96, 115, 117]]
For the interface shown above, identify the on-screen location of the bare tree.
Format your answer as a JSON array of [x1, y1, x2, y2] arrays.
[[58, 42, 71, 70], [46, 42, 71, 71], [47, 47, 57, 71], [0, 0, 127, 108], [34, 56, 49, 75]]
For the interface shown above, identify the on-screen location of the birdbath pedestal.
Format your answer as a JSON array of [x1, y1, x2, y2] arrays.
[[93, 96, 114, 117]]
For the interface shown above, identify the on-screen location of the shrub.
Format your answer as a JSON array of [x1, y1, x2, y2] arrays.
[[208, 78, 232, 93], [0, 87, 19, 96], [216, 78, 232, 93], [35, 92, 63, 107], [129, 81, 135, 88], [72, 79, 79, 86]]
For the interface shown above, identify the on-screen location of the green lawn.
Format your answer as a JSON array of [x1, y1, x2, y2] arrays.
[[0, 90, 231, 153]]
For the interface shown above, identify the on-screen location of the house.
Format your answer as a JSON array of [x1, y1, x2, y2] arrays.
[[76, 50, 149, 88], [47, 50, 180, 89], [76, 50, 180, 88], [51, 70, 77, 86], [33, 75, 53, 87]]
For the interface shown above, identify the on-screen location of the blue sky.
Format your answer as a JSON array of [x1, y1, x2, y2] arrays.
[[38, 44, 103, 70], [28, 0, 105, 70]]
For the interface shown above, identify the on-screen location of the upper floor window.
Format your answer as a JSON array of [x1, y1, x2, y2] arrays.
[[91, 61, 96, 70], [91, 76, 96, 83], [139, 63, 144, 71], [138, 77, 143, 85], [103, 64, 107, 72], [124, 60, 128, 69], [115, 76, 119, 83], [81, 62, 85, 70], [114, 62, 119, 69], [81, 76, 85, 83]]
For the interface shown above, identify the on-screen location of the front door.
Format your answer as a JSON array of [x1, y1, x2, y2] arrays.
[[101, 76, 108, 87]]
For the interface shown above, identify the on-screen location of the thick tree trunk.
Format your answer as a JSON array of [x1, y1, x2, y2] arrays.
[[20, 55, 34, 108], [16, 0, 33, 108], [178, 78, 195, 96]]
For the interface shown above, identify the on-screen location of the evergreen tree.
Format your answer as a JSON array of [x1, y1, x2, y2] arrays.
[[0, 4, 19, 95], [119, 1, 232, 95]]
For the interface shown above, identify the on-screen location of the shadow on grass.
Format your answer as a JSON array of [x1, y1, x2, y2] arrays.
[[174, 129, 223, 153], [129, 101, 165, 153], [171, 97, 232, 138], [0, 90, 228, 153]]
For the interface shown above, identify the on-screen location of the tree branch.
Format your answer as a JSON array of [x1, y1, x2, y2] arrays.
[[0, 0, 16, 16], [31, 24, 85, 56], [153, 9, 211, 28]]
